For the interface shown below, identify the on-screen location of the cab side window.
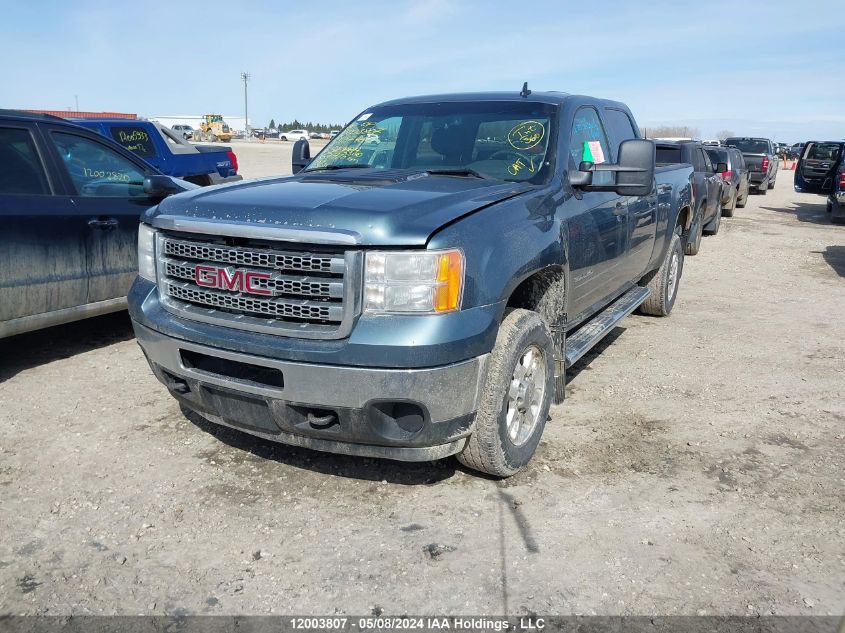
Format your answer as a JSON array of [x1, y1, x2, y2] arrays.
[[51, 132, 146, 198], [569, 107, 612, 185], [0, 127, 50, 195]]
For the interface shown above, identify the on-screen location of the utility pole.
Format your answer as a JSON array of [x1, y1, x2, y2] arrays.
[[74, 95, 79, 111], [241, 72, 250, 139]]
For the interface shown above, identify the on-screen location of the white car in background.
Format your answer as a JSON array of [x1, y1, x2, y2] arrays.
[[278, 129, 309, 141]]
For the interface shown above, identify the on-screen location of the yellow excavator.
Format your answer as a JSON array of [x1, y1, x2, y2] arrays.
[[196, 114, 233, 142]]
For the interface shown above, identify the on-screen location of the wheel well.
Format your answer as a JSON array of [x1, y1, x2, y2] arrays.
[[506, 268, 566, 327], [678, 205, 692, 230]]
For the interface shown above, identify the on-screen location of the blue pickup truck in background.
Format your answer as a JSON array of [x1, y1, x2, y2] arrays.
[[72, 119, 241, 187]]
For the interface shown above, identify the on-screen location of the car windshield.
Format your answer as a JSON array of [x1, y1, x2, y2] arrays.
[[806, 143, 842, 161], [306, 101, 557, 183], [725, 139, 769, 153]]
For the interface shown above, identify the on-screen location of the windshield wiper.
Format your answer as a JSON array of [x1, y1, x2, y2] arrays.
[[424, 168, 487, 179], [305, 164, 372, 172]]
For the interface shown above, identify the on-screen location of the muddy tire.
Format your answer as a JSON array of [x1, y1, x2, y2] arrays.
[[638, 227, 683, 317], [685, 209, 703, 256], [723, 188, 736, 217], [704, 202, 722, 235], [457, 309, 555, 477], [737, 189, 747, 208]]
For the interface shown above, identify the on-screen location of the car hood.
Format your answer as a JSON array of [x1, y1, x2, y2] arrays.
[[146, 170, 533, 246]]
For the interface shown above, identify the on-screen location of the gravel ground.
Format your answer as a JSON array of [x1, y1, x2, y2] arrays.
[[0, 154, 843, 617]]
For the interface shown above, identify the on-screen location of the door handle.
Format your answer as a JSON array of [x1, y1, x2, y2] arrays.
[[88, 217, 119, 230], [612, 203, 627, 216]]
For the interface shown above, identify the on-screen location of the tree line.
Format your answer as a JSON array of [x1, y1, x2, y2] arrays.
[[267, 119, 346, 133], [642, 125, 735, 141]]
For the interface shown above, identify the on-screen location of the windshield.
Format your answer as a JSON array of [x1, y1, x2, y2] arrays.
[[725, 139, 769, 153], [306, 101, 557, 182]]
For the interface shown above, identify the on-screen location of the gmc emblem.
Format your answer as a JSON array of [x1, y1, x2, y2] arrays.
[[194, 264, 272, 296]]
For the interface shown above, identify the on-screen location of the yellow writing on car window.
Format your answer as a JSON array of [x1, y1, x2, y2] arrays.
[[507, 121, 545, 150], [118, 130, 149, 143], [507, 158, 526, 176], [325, 147, 364, 161]]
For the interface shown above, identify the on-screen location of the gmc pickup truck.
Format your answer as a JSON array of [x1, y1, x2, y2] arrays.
[[128, 90, 693, 476], [724, 137, 779, 194], [73, 119, 241, 187]]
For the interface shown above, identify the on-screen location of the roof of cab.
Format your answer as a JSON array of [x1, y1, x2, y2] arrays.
[[371, 91, 630, 111], [0, 109, 66, 123]]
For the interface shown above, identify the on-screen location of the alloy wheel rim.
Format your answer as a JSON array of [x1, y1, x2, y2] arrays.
[[667, 249, 679, 301], [505, 345, 546, 446]]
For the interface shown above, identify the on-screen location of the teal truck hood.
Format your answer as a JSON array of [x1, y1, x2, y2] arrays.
[[146, 171, 532, 246]]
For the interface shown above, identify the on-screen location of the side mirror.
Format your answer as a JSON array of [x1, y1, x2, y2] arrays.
[[715, 162, 728, 173], [292, 139, 311, 174], [568, 139, 655, 197], [143, 175, 197, 198]]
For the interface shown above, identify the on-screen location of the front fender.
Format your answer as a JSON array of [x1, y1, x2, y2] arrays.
[[427, 187, 567, 311]]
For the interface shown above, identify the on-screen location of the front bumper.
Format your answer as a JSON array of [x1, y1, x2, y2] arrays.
[[133, 322, 488, 461]]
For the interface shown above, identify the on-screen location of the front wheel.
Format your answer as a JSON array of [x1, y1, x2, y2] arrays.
[[457, 309, 555, 477], [638, 227, 684, 317]]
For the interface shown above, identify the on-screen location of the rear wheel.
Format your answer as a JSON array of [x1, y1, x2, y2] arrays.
[[457, 309, 555, 477], [639, 227, 684, 317], [704, 201, 722, 235], [768, 177, 776, 189], [736, 187, 747, 208], [722, 187, 736, 217]]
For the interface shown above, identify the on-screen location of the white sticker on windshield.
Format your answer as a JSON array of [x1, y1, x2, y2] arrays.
[[357, 112, 372, 121]]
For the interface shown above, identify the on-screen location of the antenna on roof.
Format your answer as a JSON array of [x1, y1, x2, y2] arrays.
[[520, 82, 531, 98]]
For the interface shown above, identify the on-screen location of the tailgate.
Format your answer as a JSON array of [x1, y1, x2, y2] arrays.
[[743, 154, 765, 171]]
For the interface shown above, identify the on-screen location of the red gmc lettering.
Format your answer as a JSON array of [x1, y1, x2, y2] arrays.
[[194, 265, 272, 295]]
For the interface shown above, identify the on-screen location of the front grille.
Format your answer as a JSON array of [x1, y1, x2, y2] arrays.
[[156, 234, 360, 339]]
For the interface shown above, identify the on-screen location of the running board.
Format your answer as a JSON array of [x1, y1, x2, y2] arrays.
[[564, 286, 651, 368]]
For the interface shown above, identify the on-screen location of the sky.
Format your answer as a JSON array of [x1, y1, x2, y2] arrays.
[[2, 0, 844, 143]]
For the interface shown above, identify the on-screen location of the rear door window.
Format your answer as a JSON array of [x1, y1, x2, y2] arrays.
[[108, 125, 157, 158], [0, 127, 50, 195], [699, 149, 713, 172], [602, 108, 638, 159], [51, 132, 147, 197]]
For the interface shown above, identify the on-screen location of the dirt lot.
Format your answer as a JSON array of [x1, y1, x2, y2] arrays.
[[1, 153, 843, 617]]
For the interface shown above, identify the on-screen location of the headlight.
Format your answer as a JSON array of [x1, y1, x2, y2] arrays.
[[364, 249, 464, 314], [138, 223, 157, 282]]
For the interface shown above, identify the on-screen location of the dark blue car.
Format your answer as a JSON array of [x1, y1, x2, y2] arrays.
[[0, 110, 191, 338]]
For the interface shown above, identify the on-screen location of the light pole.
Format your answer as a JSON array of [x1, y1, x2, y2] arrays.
[[241, 72, 250, 139]]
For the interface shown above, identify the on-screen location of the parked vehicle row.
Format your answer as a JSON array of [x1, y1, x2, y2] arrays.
[[2, 89, 813, 478]]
